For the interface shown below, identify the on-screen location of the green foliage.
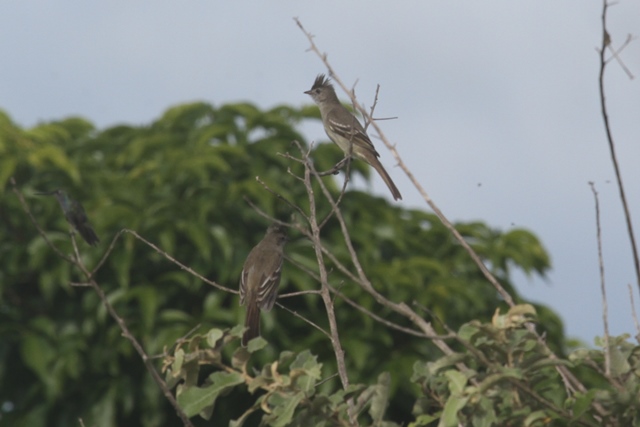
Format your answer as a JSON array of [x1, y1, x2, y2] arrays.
[[0, 103, 568, 426], [411, 306, 640, 427], [164, 325, 398, 426]]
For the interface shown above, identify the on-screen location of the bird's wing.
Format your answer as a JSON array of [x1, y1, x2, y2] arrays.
[[240, 251, 283, 311], [257, 256, 282, 312], [326, 109, 380, 157]]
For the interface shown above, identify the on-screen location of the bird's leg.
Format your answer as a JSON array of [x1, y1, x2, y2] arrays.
[[317, 156, 353, 176]]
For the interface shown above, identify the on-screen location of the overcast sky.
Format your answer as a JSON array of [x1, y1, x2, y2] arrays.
[[2, 1, 639, 345]]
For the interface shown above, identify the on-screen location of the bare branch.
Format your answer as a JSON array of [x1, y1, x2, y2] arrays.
[[299, 148, 358, 425], [295, 17, 601, 404], [332, 286, 433, 338], [604, 32, 636, 79], [589, 182, 611, 376], [123, 229, 235, 294], [10, 177, 75, 264], [286, 140, 353, 230], [253, 175, 310, 221], [318, 155, 352, 229], [11, 180, 195, 427], [92, 228, 128, 274], [276, 302, 332, 339], [598, 0, 640, 295], [294, 16, 516, 310], [629, 284, 640, 344], [279, 289, 323, 298], [80, 275, 194, 426], [304, 145, 462, 359], [286, 252, 430, 338]]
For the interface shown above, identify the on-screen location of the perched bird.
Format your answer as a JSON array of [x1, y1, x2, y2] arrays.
[[304, 74, 402, 201], [37, 190, 100, 246], [239, 224, 288, 346]]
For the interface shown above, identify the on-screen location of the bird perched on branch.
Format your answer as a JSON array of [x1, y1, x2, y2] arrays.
[[305, 74, 402, 201], [37, 189, 100, 246], [239, 224, 288, 346]]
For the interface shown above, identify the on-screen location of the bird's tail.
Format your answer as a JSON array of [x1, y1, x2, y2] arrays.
[[370, 157, 402, 201], [242, 303, 261, 347], [77, 224, 100, 246]]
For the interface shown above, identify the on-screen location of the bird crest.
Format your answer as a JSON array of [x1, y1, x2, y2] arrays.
[[311, 74, 332, 90]]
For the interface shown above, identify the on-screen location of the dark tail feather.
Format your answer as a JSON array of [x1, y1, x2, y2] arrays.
[[77, 223, 100, 246], [242, 303, 261, 347], [370, 158, 402, 201]]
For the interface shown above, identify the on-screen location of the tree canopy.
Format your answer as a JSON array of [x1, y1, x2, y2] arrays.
[[2, 102, 633, 427]]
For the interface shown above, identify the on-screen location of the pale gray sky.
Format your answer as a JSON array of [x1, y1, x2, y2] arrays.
[[2, 1, 639, 344]]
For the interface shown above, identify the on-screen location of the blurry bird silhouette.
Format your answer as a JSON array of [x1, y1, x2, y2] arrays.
[[37, 189, 100, 246]]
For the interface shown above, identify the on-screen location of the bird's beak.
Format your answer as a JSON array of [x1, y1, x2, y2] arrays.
[[303, 89, 312, 95]]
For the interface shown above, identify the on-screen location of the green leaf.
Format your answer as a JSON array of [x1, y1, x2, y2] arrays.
[[439, 395, 469, 427], [228, 324, 246, 341], [246, 336, 268, 352], [177, 371, 244, 418], [411, 361, 430, 382], [524, 410, 549, 426], [265, 391, 304, 427], [458, 322, 481, 341], [289, 350, 316, 369], [206, 328, 224, 347], [289, 352, 321, 394], [172, 348, 185, 374], [445, 370, 468, 394], [570, 390, 596, 421], [229, 407, 257, 427], [370, 372, 391, 424], [409, 414, 440, 427], [232, 347, 250, 370], [428, 353, 466, 375], [609, 344, 632, 377]]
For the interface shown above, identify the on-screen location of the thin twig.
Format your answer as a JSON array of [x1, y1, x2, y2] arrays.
[[628, 284, 640, 343], [10, 177, 74, 264], [252, 140, 355, 422], [300, 149, 355, 424], [252, 176, 310, 221], [317, 372, 340, 387], [598, 0, 640, 295], [92, 228, 127, 274], [279, 289, 323, 298], [287, 253, 429, 337], [365, 84, 380, 131], [316, 156, 349, 176], [304, 142, 460, 358], [318, 155, 352, 229], [122, 229, 234, 294], [295, 16, 515, 307], [276, 302, 332, 339], [285, 140, 354, 230], [589, 182, 610, 376], [582, 358, 625, 392], [295, 17, 598, 407], [604, 33, 636, 79], [81, 275, 193, 426], [12, 180, 194, 427], [151, 323, 203, 362]]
